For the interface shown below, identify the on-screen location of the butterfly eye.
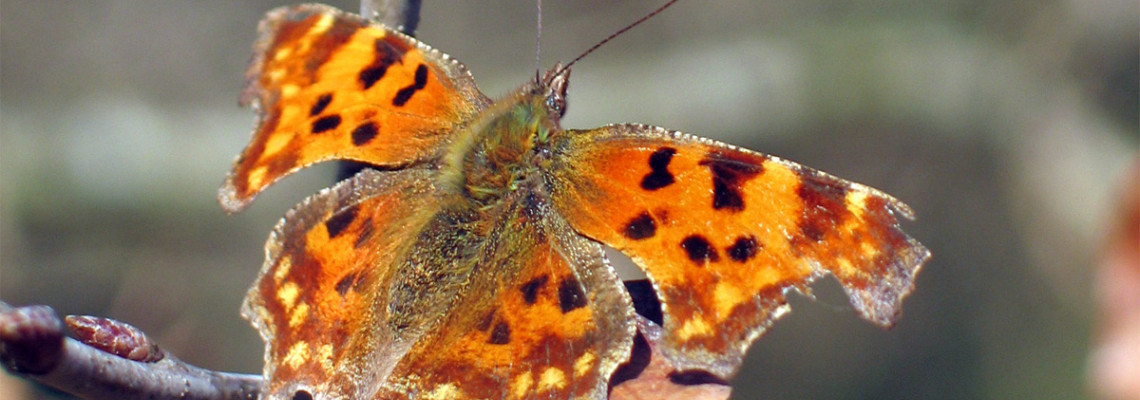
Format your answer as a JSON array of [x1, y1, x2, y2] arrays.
[[543, 68, 570, 118], [546, 95, 567, 118]]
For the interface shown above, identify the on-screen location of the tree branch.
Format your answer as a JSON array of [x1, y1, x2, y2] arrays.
[[0, 301, 261, 400]]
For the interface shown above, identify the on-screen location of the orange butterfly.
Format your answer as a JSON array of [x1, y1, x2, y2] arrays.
[[220, 4, 929, 399]]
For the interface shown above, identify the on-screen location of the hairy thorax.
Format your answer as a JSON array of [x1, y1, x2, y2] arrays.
[[450, 90, 555, 210]]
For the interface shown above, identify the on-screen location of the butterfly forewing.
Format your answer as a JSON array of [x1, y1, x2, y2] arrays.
[[547, 124, 929, 378], [220, 4, 489, 212]]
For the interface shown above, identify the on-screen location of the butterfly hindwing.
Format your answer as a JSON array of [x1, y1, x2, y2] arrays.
[[220, 4, 489, 212], [243, 168, 438, 399], [378, 197, 635, 399], [547, 124, 930, 378], [247, 168, 638, 400]]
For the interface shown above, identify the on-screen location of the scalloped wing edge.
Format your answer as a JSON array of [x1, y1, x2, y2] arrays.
[[219, 4, 489, 213]]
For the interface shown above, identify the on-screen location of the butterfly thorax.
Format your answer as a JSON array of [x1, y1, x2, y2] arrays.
[[447, 68, 569, 209], [385, 70, 572, 338]]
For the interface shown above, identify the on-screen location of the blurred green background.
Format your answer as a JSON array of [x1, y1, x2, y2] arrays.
[[2, 1, 1136, 399]]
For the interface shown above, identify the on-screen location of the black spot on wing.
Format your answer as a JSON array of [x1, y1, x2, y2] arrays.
[[359, 67, 386, 90], [624, 280, 663, 326], [520, 275, 549, 305], [311, 114, 341, 134], [358, 37, 406, 90], [640, 147, 677, 190], [558, 276, 588, 313], [667, 370, 729, 386], [309, 93, 332, 116], [622, 212, 657, 240], [414, 63, 428, 85], [608, 331, 652, 390], [335, 271, 360, 296], [476, 309, 495, 332], [324, 205, 359, 238], [290, 19, 357, 82], [392, 64, 429, 107], [353, 217, 374, 249], [488, 321, 510, 345], [727, 235, 760, 263], [680, 235, 719, 264], [351, 121, 379, 146], [712, 179, 743, 210], [699, 152, 765, 212]]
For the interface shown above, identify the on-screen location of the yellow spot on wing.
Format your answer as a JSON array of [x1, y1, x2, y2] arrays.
[[248, 166, 268, 193], [289, 302, 309, 327], [283, 342, 309, 369], [262, 126, 292, 157], [538, 367, 567, 391], [272, 47, 292, 62], [424, 383, 462, 400], [280, 84, 300, 98], [860, 241, 880, 257], [273, 257, 292, 283], [574, 351, 596, 377], [677, 316, 713, 341], [845, 189, 871, 219], [318, 344, 334, 373], [713, 282, 746, 318], [278, 104, 300, 131], [310, 13, 334, 35], [267, 68, 285, 81], [836, 257, 855, 275], [512, 371, 534, 398], [277, 281, 300, 311]]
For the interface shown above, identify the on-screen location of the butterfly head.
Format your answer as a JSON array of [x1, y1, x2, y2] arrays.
[[501, 64, 569, 149], [539, 64, 570, 120]]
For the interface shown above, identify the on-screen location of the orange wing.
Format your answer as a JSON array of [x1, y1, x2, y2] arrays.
[[243, 168, 438, 398], [246, 168, 637, 399], [376, 201, 635, 399], [547, 124, 930, 378], [220, 4, 488, 212]]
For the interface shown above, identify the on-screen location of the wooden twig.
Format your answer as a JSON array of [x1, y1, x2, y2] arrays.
[[0, 301, 261, 400]]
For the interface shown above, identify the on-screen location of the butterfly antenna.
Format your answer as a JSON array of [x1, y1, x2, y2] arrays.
[[535, 0, 543, 79], [558, 0, 681, 75]]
